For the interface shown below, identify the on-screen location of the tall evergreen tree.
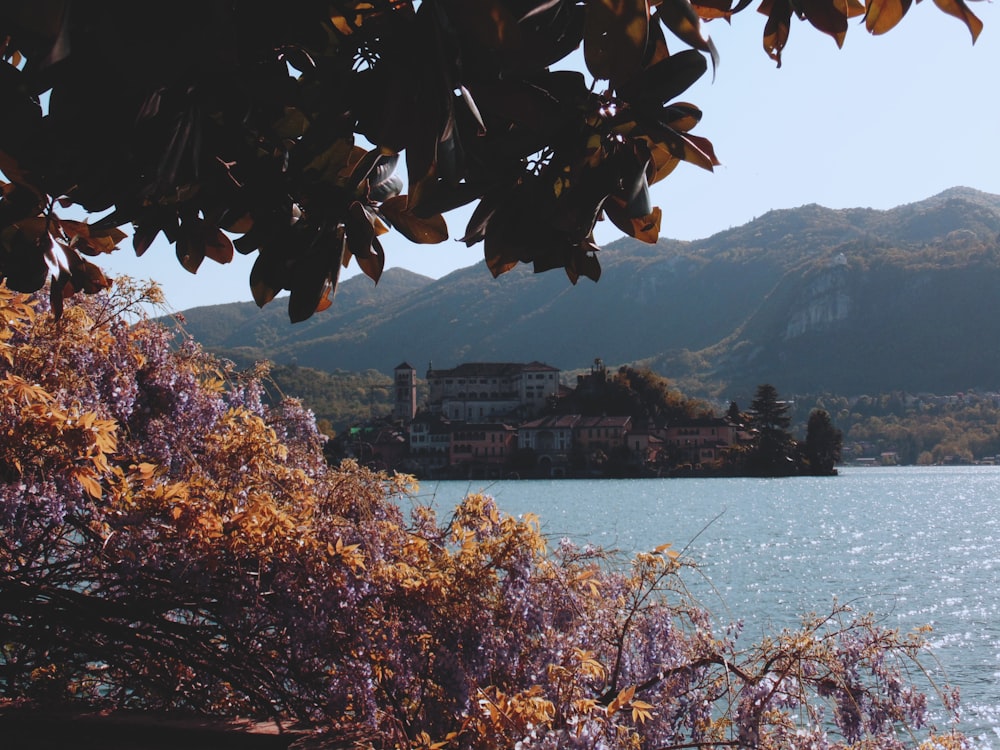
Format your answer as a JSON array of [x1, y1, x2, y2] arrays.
[[804, 408, 843, 475], [746, 383, 795, 475]]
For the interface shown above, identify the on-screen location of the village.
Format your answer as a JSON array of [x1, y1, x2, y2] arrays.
[[327, 359, 754, 479]]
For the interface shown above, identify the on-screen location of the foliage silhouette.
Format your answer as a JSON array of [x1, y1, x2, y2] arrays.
[[0, 0, 983, 321]]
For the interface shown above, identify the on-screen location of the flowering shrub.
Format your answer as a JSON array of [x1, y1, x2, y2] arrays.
[[0, 281, 969, 749]]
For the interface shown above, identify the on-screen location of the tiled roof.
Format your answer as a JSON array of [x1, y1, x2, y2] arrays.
[[519, 414, 582, 430], [429, 362, 558, 377]]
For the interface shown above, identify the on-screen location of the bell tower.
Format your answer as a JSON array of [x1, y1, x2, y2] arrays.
[[393, 362, 417, 422]]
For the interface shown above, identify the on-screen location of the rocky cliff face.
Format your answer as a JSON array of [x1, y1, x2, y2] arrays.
[[784, 257, 853, 340]]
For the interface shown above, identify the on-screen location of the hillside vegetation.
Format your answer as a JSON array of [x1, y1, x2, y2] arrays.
[[173, 187, 1000, 406]]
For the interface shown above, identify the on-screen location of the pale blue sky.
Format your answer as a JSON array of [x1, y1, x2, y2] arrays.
[[98, 5, 999, 312]]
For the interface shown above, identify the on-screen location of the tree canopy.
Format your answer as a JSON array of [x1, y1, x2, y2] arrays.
[[0, 0, 984, 321]]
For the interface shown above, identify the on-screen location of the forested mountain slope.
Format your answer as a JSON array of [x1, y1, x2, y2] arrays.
[[173, 187, 1000, 401]]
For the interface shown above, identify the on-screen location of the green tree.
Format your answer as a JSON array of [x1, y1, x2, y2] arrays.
[[0, 0, 984, 321], [746, 382, 795, 475], [554, 365, 707, 426], [726, 399, 743, 426], [803, 407, 842, 475]]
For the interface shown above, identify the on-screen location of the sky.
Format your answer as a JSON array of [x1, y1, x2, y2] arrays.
[[96, 5, 1000, 313]]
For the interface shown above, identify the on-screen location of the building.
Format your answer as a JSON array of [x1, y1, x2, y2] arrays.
[[661, 417, 738, 465], [407, 412, 452, 476], [518, 414, 580, 477], [449, 422, 518, 467], [393, 362, 417, 422], [574, 415, 632, 455], [425, 361, 560, 422], [345, 425, 408, 471]]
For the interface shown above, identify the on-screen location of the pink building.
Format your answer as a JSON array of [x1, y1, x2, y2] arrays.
[[449, 423, 517, 466], [661, 417, 738, 464], [574, 415, 632, 454]]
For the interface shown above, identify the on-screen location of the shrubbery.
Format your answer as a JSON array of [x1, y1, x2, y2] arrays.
[[0, 281, 968, 748]]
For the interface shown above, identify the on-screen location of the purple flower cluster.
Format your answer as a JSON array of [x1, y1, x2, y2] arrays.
[[0, 283, 967, 749]]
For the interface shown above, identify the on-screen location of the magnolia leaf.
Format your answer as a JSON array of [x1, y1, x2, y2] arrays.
[[584, 0, 650, 85], [176, 235, 204, 274], [133, 222, 163, 257], [380, 195, 448, 244], [249, 251, 286, 308], [58, 219, 124, 256], [650, 148, 681, 183], [0, 182, 44, 228], [355, 236, 385, 284], [315, 289, 333, 313], [932, 0, 983, 42], [462, 192, 500, 246], [406, 161, 439, 216], [656, 0, 719, 72], [303, 137, 355, 184], [759, 0, 793, 66], [459, 85, 487, 135], [219, 210, 254, 234], [314, 271, 337, 313], [660, 102, 703, 133], [368, 154, 403, 202], [642, 9, 672, 67], [288, 246, 337, 323], [689, 0, 752, 19], [605, 196, 661, 242], [83, 227, 127, 256], [798, 0, 852, 47], [346, 201, 377, 260], [865, 0, 908, 33], [348, 147, 387, 192], [177, 218, 234, 270], [839, 0, 867, 17], [67, 248, 111, 294], [202, 224, 234, 265], [620, 49, 708, 105], [679, 132, 720, 170], [564, 244, 602, 284], [1, 223, 49, 292], [484, 231, 522, 278], [466, 78, 563, 130]]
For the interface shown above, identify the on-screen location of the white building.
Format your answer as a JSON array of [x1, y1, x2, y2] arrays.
[[425, 361, 560, 421]]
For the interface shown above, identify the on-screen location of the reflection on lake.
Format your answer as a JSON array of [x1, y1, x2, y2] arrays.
[[417, 466, 1000, 747]]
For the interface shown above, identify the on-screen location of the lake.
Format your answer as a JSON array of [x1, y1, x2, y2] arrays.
[[415, 466, 1000, 748]]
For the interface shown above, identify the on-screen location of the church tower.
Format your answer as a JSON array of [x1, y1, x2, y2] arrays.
[[393, 362, 417, 422]]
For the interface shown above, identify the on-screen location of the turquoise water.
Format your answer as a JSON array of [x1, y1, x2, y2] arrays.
[[416, 466, 1000, 747]]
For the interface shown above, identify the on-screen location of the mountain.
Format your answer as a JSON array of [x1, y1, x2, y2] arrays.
[[172, 187, 1000, 402]]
